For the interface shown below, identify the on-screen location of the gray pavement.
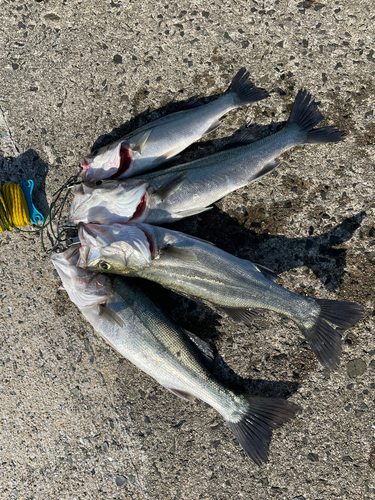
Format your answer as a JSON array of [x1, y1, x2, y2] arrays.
[[0, 1, 374, 498]]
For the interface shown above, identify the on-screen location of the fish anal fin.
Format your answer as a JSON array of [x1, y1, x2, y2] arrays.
[[154, 145, 182, 164], [174, 206, 213, 219], [167, 388, 196, 403], [161, 245, 197, 262], [254, 263, 279, 282], [221, 306, 260, 327], [154, 172, 187, 200], [182, 329, 215, 370], [251, 161, 281, 182], [133, 129, 152, 154], [98, 305, 124, 327], [202, 119, 222, 137]]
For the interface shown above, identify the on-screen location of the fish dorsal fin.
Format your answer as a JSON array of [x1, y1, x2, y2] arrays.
[[202, 118, 222, 137], [98, 305, 124, 327], [161, 244, 197, 262], [154, 172, 187, 200], [178, 99, 204, 111], [254, 263, 279, 282], [174, 206, 213, 219], [153, 145, 182, 164], [167, 388, 196, 403], [133, 129, 152, 154], [220, 306, 260, 327], [182, 328, 215, 370], [219, 129, 258, 152]]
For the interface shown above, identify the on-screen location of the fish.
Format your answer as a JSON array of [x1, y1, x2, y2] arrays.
[[52, 245, 298, 465], [70, 90, 344, 226], [68, 178, 149, 225], [77, 222, 366, 370], [80, 68, 268, 182]]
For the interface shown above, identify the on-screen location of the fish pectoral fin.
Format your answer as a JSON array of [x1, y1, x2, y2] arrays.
[[133, 129, 152, 154], [174, 206, 213, 218], [220, 306, 261, 327], [98, 305, 124, 327], [182, 329, 215, 370], [202, 118, 222, 137], [153, 145, 182, 164], [154, 172, 187, 200], [254, 263, 279, 282], [167, 388, 196, 403], [161, 244, 197, 262], [251, 161, 281, 182]]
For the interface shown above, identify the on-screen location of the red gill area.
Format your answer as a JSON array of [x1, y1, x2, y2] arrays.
[[130, 194, 147, 221], [111, 144, 132, 179], [143, 229, 155, 257]]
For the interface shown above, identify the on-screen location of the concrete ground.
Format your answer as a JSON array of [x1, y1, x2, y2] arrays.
[[0, 0, 374, 498]]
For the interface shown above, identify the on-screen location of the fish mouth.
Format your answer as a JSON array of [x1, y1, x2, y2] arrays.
[[81, 165, 102, 183], [51, 243, 80, 267], [77, 223, 113, 269], [78, 222, 103, 248], [68, 192, 89, 223], [51, 244, 83, 285], [51, 252, 72, 280], [76, 245, 90, 269], [80, 157, 94, 179]]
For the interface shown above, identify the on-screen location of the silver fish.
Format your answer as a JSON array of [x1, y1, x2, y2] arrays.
[[52, 245, 298, 465], [70, 90, 344, 226], [80, 68, 268, 182], [77, 222, 365, 370], [69, 178, 149, 225]]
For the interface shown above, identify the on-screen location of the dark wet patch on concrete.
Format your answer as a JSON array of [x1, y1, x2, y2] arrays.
[[131, 87, 150, 115]]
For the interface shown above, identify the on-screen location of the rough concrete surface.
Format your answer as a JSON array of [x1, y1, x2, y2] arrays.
[[0, 0, 374, 498]]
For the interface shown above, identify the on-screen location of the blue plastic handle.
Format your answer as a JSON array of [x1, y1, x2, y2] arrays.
[[20, 180, 44, 224]]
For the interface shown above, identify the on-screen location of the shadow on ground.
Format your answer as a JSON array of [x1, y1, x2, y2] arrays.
[[173, 209, 366, 292], [0, 149, 49, 216]]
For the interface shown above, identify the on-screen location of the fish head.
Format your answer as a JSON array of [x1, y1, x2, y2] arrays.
[[51, 243, 113, 310], [81, 139, 132, 182], [77, 222, 154, 274], [69, 179, 149, 225]]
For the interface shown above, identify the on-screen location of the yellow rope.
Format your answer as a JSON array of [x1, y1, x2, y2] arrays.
[[0, 183, 30, 231]]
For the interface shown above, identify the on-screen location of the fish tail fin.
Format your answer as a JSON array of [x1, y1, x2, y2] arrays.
[[227, 67, 269, 106], [287, 89, 345, 144], [226, 395, 298, 465], [299, 299, 365, 370]]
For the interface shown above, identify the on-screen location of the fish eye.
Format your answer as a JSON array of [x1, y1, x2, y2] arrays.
[[92, 149, 99, 156], [95, 180, 103, 186], [100, 262, 110, 270]]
